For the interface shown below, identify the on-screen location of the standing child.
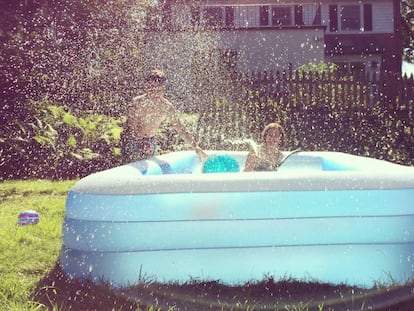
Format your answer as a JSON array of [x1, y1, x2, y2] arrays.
[[121, 69, 207, 163]]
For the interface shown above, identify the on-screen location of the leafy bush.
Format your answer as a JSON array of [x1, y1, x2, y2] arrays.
[[296, 61, 339, 75], [1, 100, 124, 180], [0, 98, 202, 180]]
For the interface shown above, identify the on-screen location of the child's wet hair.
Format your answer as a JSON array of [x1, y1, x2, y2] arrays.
[[146, 69, 166, 84]]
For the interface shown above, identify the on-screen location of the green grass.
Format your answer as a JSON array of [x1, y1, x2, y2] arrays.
[[0, 180, 75, 310], [1, 180, 414, 310], [0, 180, 171, 310]]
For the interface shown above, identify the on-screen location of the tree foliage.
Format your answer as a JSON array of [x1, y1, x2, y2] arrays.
[[0, 0, 153, 179], [401, 0, 414, 62], [1, 0, 151, 115]]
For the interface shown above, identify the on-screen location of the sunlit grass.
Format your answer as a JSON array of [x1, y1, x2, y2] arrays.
[[0, 180, 75, 310], [0, 179, 168, 310]]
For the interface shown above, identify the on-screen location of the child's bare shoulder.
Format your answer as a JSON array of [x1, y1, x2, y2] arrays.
[[128, 95, 148, 110], [131, 94, 146, 103]]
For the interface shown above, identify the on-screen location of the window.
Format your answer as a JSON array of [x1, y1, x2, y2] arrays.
[[340, 5, 360, 31], [329, 4, 373, 32], [262, 5, 320, 27], [272, 6, 291, 26], [203, 7, 223, 27], [235, 6, 259, 28], [301, 4, 322, 26]]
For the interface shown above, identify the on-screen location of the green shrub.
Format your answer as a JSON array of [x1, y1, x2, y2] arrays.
[[1, 99, 124, 180]]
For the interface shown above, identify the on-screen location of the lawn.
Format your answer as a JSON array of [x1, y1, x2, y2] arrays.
[[1, 180, 414, 310], [0, 179, 150, 310], [0, 180, 73, 309]]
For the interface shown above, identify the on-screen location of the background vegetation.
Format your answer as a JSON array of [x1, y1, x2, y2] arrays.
[[1, 1, 414, 180], [1, 0, 148, 180], [402, 0, 414, 62]]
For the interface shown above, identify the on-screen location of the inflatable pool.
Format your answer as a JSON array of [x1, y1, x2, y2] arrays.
[[60, 150, 414, 288]]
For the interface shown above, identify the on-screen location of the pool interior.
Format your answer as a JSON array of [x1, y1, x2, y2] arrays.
[[143, 154, 361, 175]]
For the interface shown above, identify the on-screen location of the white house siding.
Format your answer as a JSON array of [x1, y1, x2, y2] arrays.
[[219, 28, 325, 72], [162, 0, 401, 78], [169, 1, 395, 34], [165, 0, 328, 70], [144, 28, 324, 74]]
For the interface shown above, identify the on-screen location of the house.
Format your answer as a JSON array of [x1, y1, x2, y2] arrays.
[[154, 0, 402, 78], [142, 0, 402, 106]]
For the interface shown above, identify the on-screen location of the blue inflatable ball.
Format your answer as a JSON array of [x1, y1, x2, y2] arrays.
[[202, 154, 240, 173]]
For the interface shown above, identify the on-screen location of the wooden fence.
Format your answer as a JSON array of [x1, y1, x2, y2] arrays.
[[196, 70, 414, 165], [241, 69, 414, 108]]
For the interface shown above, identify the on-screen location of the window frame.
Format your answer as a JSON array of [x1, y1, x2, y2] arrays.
[[329, 3, 373, 33]]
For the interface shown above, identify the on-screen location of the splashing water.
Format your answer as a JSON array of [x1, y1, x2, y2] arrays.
[[224, 138, 258, 151]]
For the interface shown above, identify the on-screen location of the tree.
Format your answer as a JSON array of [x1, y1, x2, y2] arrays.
[[0, 0, 153, 179], [401, 0, 414, 62], [0, 0, 152, 116]]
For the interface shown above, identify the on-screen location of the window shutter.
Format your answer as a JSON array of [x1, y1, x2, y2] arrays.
[[329, 5, 338, 31], [294, 5, 304, 26], [313, 5, 321, 25], [363, 4, 373, 31]]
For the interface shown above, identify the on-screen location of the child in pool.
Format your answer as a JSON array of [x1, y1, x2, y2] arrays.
[[244, 122, 286, 172]]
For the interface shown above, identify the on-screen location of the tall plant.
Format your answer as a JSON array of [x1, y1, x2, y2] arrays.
[[1, 99, 124, 180]]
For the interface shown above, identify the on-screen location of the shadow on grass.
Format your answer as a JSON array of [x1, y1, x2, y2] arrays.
[[31, 262, 139, 310], [31, 262, 414, 310]]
